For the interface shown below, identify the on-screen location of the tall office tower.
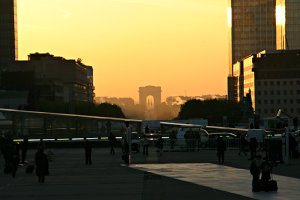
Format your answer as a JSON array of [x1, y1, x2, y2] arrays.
[[228, 0, 276, 76], [228, 0, 300, 101], [0, 0, 18, 67], [278, 0, 300, 50]]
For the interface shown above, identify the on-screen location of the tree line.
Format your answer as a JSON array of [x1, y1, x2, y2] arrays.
[[176, 99, 252, 126]]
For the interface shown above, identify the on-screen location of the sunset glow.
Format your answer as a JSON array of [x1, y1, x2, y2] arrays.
[[17, 0, 228, 102], [276, 5, 286, 25]]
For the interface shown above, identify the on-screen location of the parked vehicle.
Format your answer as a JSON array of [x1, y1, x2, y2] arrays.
[[177, 128, 208, 149]]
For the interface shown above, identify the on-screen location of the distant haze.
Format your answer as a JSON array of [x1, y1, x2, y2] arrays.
[[17, 0, 229, 101]]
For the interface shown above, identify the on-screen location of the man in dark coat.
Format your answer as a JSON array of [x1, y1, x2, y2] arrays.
[[156, 136, 164, 156], [108, 133, 117, 155], [21, 137, 28, 164], [84, 140, 92, 165], [216, 136, 226, 164], [35, 146, 49, 183]]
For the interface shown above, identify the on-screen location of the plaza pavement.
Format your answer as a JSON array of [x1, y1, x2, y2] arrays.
[[1, 146, 300, 200]]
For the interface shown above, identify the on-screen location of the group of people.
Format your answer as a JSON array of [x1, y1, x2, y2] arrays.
[[0, 136, 49, 183], [250, 155, 274, 191], [0, 136, 20, 177]]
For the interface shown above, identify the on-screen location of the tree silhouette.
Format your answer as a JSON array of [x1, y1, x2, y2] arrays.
[[36, 100, 125, 118], [177, 99, 243, 125]]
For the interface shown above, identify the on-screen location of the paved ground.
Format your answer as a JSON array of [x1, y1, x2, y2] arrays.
[[132, 163, 300, 200], [0, 146, 300, 200]]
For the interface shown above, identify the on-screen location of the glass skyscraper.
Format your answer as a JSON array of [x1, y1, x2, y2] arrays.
[[0, 0, 18, 67], [228, 0, 300, 100], [229, 0, 300, 74], [228, 0, 276, 76], [283, 0, 300, 50]]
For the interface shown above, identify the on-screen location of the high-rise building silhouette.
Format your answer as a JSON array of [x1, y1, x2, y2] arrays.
[[280, 0, 300, 50], [0, 0, 18, 67], [228, 0, 276, 75], [228, 0, 300, 100]]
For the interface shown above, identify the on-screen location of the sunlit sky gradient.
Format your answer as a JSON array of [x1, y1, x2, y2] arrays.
[[17, 0, 228, 102]]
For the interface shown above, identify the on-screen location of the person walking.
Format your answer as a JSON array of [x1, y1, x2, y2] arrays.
[[156, 136, 164, 156], [169, 130, 177, 151], [21, 137, 28, 164], [122, 139, 130, 165], [84, 140, 92, 165], [11, 142, 20, 178], [216, 136, 226, 164], [35, 146, 49, 183], [108, 133, 117, 155], [141, 135, 149, 156], [238, 133, 248, 156]]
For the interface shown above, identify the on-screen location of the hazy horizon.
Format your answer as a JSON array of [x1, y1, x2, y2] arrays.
[[17, 0, 229, 101]]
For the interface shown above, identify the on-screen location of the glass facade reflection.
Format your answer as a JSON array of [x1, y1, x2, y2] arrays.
[[229, 0, 300, 74], [233, 55, 255, 109], [228, 0, 300, 101], [0, 0, 17, 67], [285, 0, 300, 50], [229, 0, 276, 75]]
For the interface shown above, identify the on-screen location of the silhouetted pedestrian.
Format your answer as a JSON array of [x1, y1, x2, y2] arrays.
[[238, 133, 248, 156], [21, 137, 28, 164], [122, 139, 130, 165], [141, 135, 149, 155], [35, 146, 49, 183], [2, 137, 19, 177], [216, 136, 226, 164], [169, 130, 176, 151], [194, 131, 201, 151], [11, 142, 20, 178], [84, 140, 92, 165], [156, 136, 164, 156], [108, 133, 117, 155]]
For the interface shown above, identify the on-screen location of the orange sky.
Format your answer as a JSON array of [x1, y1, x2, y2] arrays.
[[17, 0, 229, 102]]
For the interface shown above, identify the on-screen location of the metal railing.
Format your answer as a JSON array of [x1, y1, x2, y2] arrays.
[[136, 138, 241, 152]]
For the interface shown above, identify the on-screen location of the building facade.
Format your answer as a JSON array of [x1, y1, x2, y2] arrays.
[[235, 50, 300, 119], [232, 54, 257, 109], [1, 53, 94, 108], [0, 0, 18, 67], [253, 50, 300, 118], [228, 0, 276, 75], [228, 0, 300, 100]]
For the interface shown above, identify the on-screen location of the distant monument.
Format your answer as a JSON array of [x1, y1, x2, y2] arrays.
[[139, 86, 161, 110], [139, 86, 162, 120]]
